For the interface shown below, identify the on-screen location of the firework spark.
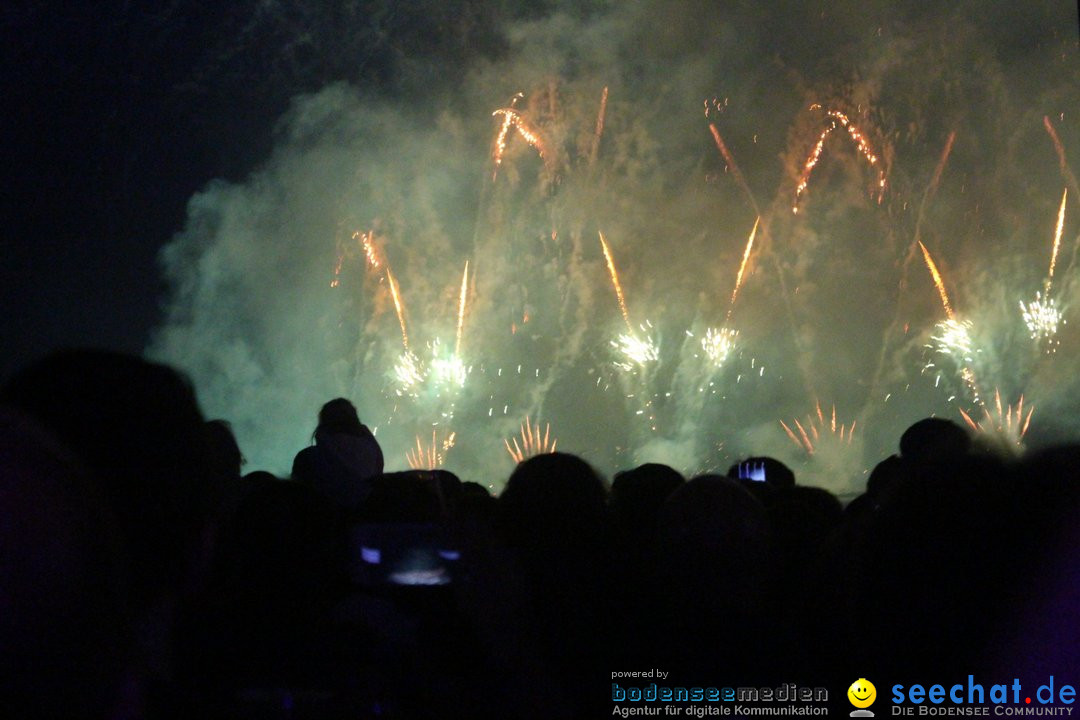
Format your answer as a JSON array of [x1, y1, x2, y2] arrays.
[[589, 86, 609, 166], [406, 429, 457, 469], [1047, 188, 1068, 286], [1044, 115, 1080, 198], [708, 123, 758, 213], [491, 92, 524, 175], [393, 351, 425, 396], [1020, 292, 1061, 350], [599, 231, 632, 332], [385, 267, 410, 352], [356, 230, 381, 270], [959, 390, 1033, 447], [430, 352, 467, 389], [928, 317, 982, 403], [781, 402, 856, 455], [701, 326, 738, 368], [727, 216, 760, 318], [927, 131, 956, 203], [612, 323, 659, 371], [918, 241, 955, 320], [456, 260, 469, 356], [793, 124, 836, 212], [330, 250, 344, 288], [504, 417, 557, 464], [793, 107, 886, 212], [931, 317, 975, 361]]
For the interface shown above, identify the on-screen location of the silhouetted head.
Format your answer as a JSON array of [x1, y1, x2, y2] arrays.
[[315, 398, 364, 438], [204, 419, 243, 480], [499, 452, 607, 552], [1, 349, 212, 613], [867, 454, 905, 501], [611, 463, 684, 533], [654, 475, 770, 613], [899, 417, 971, 464]]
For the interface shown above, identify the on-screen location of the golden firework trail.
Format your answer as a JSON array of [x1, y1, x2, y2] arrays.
[[709, 123, 758, 213], [918, 241, 955, 320], [512, 114, 547, 158], [330, 251, 345, 288], [504, 417, 557, 464], [491, 92, 524, 175], [781, 402, 856, 455], [589, 86, 609, 166], [599, 231, 632, 332], [793, 107, 886, 213], [959, 390, 1033, 445], [1047, 188, 1068, 286], [793, 124, 836, 212], [356, 230, 381, 270], [927, 131, 956, 203], [826, 110, 885, 194], [385, 267, 410, 352], [1043, 115, 1080, 199], [727, 216, 760, 320], [406, 429, 456, 470], [455, 260, 469, 356]]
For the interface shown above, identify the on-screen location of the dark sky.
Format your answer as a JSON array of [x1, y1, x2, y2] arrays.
[[0, 0, 509, 379]]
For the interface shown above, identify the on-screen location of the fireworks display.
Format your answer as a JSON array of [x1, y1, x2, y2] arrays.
[[793, 106, 886, 213], [701, 326, 738, 368], [150, 4, 1080, 491], [504, 417, 557, 464], [960, 390, 1034, 449], [780, 403, 856, 456], [406, 429, 457, 469], [599, 231, 632, 332]]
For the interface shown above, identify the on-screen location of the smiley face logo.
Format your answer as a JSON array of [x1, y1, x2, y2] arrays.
[[848, 678, 876, 709]]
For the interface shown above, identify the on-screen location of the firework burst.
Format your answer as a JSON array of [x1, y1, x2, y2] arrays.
[[780, 402, 856, 456], [1020, 292, 1062, 350], [406, 429, 456, 469], [393, 351, 425, 396], [504, 417, 557, 464], [612, 322, 659, 371], [701, 326, 738, 368], [959, 390, 1033, 449], [793, 106, 886, 213]]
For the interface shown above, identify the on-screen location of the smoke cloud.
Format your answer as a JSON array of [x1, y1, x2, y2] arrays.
[[150, 0, 1080, 493]]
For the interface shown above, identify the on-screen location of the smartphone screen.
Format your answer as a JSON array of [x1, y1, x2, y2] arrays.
[[349, 523, 459, 586], [738, 461, 767, 482]]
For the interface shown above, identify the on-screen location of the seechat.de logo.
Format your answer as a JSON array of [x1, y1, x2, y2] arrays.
[[849, 678, 877, 717]]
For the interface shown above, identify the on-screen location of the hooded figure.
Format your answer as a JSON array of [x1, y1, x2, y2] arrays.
[[292, 398, 383, 512]]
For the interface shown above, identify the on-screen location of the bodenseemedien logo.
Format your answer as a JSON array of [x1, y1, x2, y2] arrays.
[[849, 678, 877, 717]]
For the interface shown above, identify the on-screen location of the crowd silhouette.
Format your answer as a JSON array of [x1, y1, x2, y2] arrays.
[[1, 350, 1077, 718]]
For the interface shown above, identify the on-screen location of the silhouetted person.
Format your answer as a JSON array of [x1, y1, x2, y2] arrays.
[[0, 408, 127, 719], [498, 452, 613, 713], [292, 398, 383, 513], [899, 417, 971, 465], [203, 419, 243, 481], [1, 349, 215, 716], [647, 475, 772, 680]]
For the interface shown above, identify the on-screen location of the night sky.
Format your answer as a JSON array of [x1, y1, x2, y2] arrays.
[[1, 1, 505, 377], [4, 2, 1079, 484]]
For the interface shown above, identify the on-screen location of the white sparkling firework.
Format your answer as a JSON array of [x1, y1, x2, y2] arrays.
[[393, 351, 425, 396], [931, 318, 976, 363], [612, 323, 659, 371], [701, 326, 738, 368], [1019, 292, 1062, 351], [430, 353, 468, 389]]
